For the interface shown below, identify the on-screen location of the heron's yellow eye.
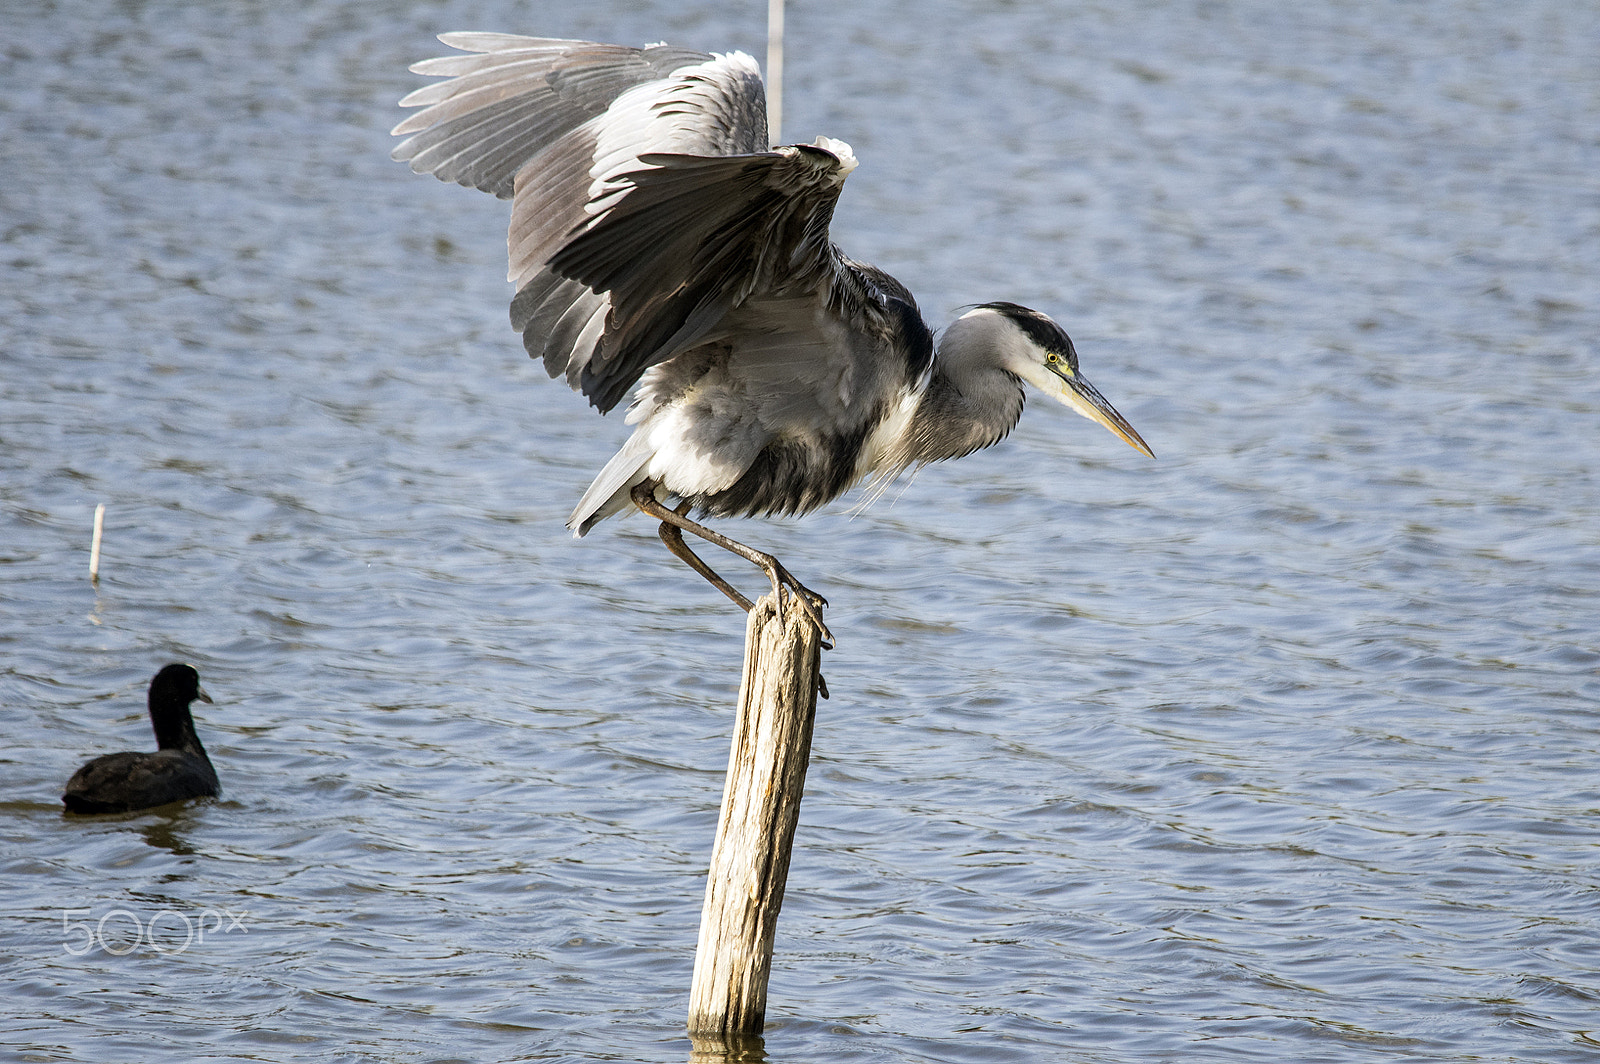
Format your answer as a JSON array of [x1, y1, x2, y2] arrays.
[[1047, 353, 1059, 364]]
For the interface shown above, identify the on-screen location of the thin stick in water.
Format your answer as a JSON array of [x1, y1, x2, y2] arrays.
[[89, 503, 104, 585]]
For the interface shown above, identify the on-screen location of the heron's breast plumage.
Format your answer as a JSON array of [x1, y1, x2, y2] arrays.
[[631, 336, 894, 519]]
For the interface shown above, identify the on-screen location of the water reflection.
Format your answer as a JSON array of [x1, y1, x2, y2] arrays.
[[688, 1032, 769, 1063], [54, 802, 207, 858], [136, 813, 202, 859]]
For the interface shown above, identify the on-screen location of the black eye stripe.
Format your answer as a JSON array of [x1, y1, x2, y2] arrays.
[[976, 301, 1077, 364]]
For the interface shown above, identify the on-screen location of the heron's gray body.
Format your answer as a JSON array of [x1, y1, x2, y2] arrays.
[[393, 33, 1150, 544]]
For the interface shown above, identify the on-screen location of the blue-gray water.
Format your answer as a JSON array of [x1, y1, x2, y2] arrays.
[[3, 0, 1597, 1061]]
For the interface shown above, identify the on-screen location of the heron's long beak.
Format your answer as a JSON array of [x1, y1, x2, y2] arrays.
[[1048, 363, 1155, 458]]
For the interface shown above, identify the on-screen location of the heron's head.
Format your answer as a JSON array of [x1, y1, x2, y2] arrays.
[[957, 302, 1154, 458]]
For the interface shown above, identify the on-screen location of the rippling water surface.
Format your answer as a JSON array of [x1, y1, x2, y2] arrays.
[[3, 1, 1597, 1061]]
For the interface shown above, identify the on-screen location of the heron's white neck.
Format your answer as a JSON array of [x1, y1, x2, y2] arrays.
[[900, 310, 1029, 466]]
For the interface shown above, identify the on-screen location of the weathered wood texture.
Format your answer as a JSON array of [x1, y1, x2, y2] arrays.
[[687, 593, 824, 1036]]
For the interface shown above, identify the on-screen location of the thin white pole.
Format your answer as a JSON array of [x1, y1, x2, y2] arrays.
[[767, 0, 784, 146], [89, 503, 105, 584]]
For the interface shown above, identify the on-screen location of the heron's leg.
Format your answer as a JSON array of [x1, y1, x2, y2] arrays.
[[656, 502, 755, 613], [658, 503, 831, 698], [631, 483, 834, 649]]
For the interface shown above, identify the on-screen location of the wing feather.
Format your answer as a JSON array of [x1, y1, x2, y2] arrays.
[[549, 145, 854, 411], [392, 35, 718, 198], [395, 34, 859, 414]]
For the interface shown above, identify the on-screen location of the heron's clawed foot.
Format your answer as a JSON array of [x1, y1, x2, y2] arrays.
[[756, 556, 832, 696], [759, 557, 834, 650]]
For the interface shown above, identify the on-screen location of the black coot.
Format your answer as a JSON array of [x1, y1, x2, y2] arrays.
[[62, 664, 218, 814]]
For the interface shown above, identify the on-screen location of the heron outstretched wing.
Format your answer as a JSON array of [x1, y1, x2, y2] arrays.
[[544, 145, 857, 411], [394, 34, 858, 414], [391, 34, 726, 199]]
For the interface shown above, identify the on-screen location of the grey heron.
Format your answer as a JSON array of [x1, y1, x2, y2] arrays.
[[392, 34, 1153, 644], [63, 664, 217, 815]]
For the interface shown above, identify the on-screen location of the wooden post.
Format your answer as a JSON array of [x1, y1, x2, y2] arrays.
[[687, 592, 823, 1037]]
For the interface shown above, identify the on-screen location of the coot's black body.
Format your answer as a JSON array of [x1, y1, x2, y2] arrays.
[[62, 664, 218, 815]]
